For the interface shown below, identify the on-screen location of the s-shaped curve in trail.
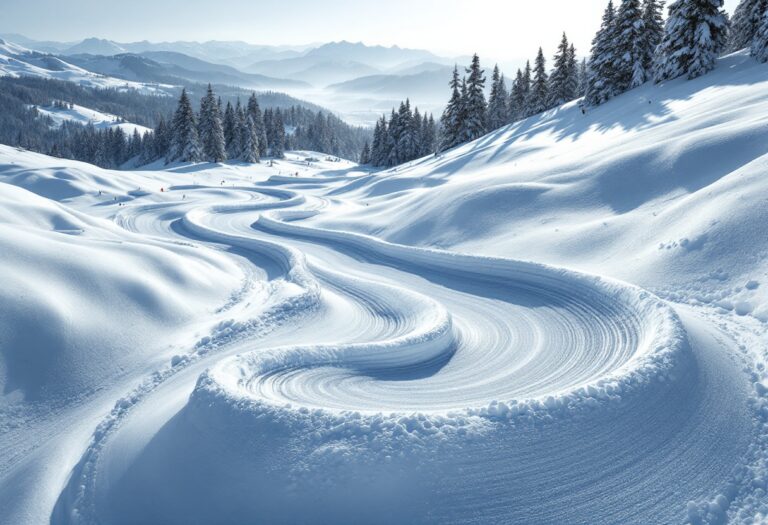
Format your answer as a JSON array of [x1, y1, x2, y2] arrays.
[[53, 182, 754, 525]]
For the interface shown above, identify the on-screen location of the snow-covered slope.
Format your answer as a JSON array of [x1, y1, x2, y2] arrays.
[[316, 50, 768, 324], [0, 51, 767, 525], [0, 39, 173, 94], [31, 103, 152, 135]]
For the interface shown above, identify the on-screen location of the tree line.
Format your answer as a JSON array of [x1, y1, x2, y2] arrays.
[[362, 99, 438, 167], [1, 76, 372, 168], [387, 0, 768, 161], [144, 86, 371, 165]]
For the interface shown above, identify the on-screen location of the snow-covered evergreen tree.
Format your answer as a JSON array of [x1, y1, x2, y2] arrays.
[[385, 109, 400, 166], [422, 114, 438, 155], [168, 88, 202, 163], [439, 66, 463, 151], [654, 0, 728, 81], [230, 100, 246, 160], [199, 84, 226, 163], [487, 65, 509, 130], [462, 54, 487, 141], [566, 44, 580, 98], [640, 0, 666, 75], [271, 109, 286, 158], [247, 93, 269, 156], [371, 116, 388, 165], [613, 0, 646, 89], [242, 115, 260, 163], [509, 69, 522, 121], [586, 0, 619, 106], [396, 99, 416, 162], [728, 0, 768, 51], [223, 101, 237, 154], [576, 59, 588, 96], [360, 140, 371, 164], [752, 7, 768, 61], [549, 33, 576, 107], [528, 47, 549, 114], [509, 65, 530, 120]]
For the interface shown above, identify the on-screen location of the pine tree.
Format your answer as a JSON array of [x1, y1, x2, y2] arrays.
[[247, 93, 268, 156], [614, 0, 646, 90], [230, 99, 246, 160], [461, 54, 488, 141], [242, 115, 260, 163], [728, 0, 768, 52], [360, 140, 371, 164], [509, 67, 528, 120], [654, 0, 728, 81], [168, 88, 202, 163], [396, 99, 416, 162], [422, 114, 437, 155], [487, 64, 510, 130], [412, 106, 423, 156], [577, 59, 589, 96], [439, 65, 463, 151], [753, 7, 768, 61], [566, 44, 580, 98], [640, 0, 666, 75], [586, 0, 619, 105], [548, 33, 576, 107], [271, 108, 286, 158], [223, 101, 236, 153], [385, 109, 400, 166], [529, 47, 549, 114], [199, 84, 227, 162], [370, 116, 387, 166], [152, 116, 170, 161]]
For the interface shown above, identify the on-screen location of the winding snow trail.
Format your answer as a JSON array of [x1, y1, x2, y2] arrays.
[[52, 181, 754, 524]]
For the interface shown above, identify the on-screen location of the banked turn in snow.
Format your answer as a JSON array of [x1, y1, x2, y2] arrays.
[[48, 181, 749, 525]]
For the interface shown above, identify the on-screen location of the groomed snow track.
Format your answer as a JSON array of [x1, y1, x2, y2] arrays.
[[52, 182, 753, 525]]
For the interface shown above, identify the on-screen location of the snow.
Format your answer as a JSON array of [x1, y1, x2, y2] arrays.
[[0, 39, 174, 95], [0, 51, 767, 524], [30, 103, 152, 135]]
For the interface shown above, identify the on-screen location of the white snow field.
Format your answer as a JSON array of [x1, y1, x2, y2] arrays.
[[0, 50, 767, 524], [30, 103, 152, 136]]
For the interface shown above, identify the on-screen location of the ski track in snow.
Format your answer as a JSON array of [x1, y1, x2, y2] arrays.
[[48, 180, 756, 525]]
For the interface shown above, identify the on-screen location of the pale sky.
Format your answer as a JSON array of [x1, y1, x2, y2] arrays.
[[1, 0, 741, 63]]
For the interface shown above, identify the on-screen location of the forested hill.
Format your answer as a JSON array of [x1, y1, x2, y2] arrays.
[[0, 76, 371, 166]]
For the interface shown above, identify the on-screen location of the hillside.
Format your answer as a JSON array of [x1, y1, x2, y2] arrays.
[[0, 39, 173, 95], [317, 50, 768, 322], [0, 50, 766, 525]]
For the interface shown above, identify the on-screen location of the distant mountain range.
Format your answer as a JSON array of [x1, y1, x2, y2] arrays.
[[328, 66, 455, 102], [2, 35, 465, 87], [0, 34, 477, 124], [0, 39, 172, 95], [65, 52, 310, 90]]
